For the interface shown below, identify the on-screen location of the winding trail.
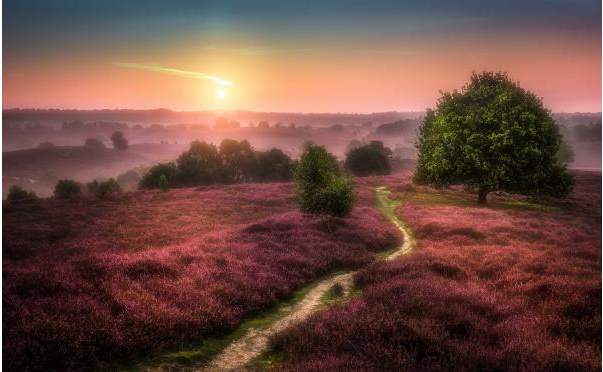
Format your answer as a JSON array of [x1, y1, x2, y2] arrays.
[[196, 186, 415, 372]]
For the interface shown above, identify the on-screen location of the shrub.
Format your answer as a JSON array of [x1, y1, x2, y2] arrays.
[[345, 140, 392, 176], [158, 174, 170, 192], [139, 163, 178, 189], [54, 180, 82, 199], [88, 179, 121, 199], [110, 131, 128, 151], [7, 185, 37, 203], [295, 143, 354, 221]]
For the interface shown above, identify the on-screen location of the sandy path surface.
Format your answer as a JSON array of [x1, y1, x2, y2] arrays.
[[197, 186, 414, 372]]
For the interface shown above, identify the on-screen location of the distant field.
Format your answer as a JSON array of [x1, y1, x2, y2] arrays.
[[2, 181, 399, 371], [268, 171, 602, 371]]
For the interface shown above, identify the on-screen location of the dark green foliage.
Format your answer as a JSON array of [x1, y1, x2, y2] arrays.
[[54, 179, 82, 199], [556, 138, 574, 166], [88, 178, 121, 199], [7, 185, 37, 203], [139, 140, 295, 189], [110, 131, 128, 151], [158, 174, 170, 192], [295, 144, 354, 218], [573, 120, 601, 142], [176, 141, 222, 185], [255, 148, 295, 182], [345, 140, 392, 176], [139, 163, 178, 189], [415, 71, 574, 204], [219, 139, 255, 183]]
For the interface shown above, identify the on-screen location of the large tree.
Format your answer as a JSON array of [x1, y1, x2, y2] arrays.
[[414, 71, 574, 204]]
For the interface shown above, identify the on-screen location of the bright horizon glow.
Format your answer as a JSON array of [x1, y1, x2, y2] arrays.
[[3, 1, 601, 113]]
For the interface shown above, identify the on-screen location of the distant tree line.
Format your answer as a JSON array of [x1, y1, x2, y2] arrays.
[[139, 139, 296, 189]]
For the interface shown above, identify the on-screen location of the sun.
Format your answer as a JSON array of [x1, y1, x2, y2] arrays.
[[216, 89, 227, 100]]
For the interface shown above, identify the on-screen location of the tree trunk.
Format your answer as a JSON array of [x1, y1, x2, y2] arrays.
[[477, 187, 488, 205]]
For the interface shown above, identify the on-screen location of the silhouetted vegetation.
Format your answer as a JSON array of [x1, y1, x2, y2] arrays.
[[415, 71, 574, 204], [295, 143, 354, 220], [139, 139, 296, 189], [573, 120, 602, 142], [87, 178, 121, 199], [6, 185, 37, 203], [345, 140, 392, 176], [110, 131, 128, 151], [54, 179, 82, 199], [158, 174, 170, 192]]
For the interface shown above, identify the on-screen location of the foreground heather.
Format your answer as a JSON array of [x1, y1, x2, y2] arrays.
[[269, 171, 601, 372], [3, 182, 399, 371]]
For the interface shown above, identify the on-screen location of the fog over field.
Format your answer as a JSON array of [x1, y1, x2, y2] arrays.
[[3, 109, 600, 197]]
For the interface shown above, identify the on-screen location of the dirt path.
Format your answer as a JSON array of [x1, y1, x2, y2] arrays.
[[197, 186, 415, 372]]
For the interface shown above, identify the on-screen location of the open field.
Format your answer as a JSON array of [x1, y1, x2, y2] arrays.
[[267, 171, 601, 371], [2, 181, 400, 371]]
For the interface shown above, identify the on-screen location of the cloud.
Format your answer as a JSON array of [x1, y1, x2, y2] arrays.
[[114, 62, 233, 86]]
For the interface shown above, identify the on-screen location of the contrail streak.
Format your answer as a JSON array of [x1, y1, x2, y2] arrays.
[[114, 62, 233, 86]]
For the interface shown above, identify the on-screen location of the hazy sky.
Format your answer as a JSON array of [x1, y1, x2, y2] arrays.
[[3, 0, 601, 112]]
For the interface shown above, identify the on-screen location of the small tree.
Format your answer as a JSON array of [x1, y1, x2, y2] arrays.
[[7, 185, 37, 203], [415, 71, 574, 204], [110, 131, 128, 151], [158, 174, 170, 192], [295, 144, 354, 227], [54, 179, 82, 199]]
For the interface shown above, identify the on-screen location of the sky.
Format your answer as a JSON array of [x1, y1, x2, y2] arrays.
[[3, 0, 602, 113]]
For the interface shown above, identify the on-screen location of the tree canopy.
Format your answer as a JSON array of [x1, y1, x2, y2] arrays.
[[345, 140, 392, 176], [414, 71, 574, 204], [295, 143, 354, 219]]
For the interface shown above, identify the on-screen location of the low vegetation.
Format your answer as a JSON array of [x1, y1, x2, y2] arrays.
[[2, 181, 399, 371], [53, 179, 82, 199], [6, 185, 37, 203], [267, 171, 601, 372]]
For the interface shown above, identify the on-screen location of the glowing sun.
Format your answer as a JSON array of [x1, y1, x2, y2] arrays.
[[216, 89, 227, 100]]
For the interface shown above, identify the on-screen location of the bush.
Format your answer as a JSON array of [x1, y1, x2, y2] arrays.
[[345, 140, 392, 176], [139, 163, 178, 189], [7, 185, 37, 203], [110, 131, 128, 151], [54, 180, 82, 199], [295, 143, 354, 220], [87, 179, 121, 199], [158, 174, 170, 192]]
